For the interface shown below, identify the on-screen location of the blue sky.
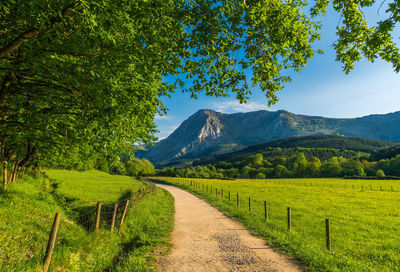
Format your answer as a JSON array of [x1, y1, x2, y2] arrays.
[[155, 4, 400, 139]]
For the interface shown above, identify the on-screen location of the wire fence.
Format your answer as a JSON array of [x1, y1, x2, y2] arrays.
[[40, 182, 156, 272], [153, 176, 400, 255]]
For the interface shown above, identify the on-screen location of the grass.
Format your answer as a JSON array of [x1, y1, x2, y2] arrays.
[[152, 177, 400, 272], [46, 169, 144, 204], [0, 170, 174, 271]]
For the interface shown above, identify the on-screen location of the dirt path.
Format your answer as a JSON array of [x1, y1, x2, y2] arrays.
[[157, 184, 303, 272]]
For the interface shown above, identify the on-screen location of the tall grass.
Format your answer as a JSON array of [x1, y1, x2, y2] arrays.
[[153, 177, 400, 272], [0, 170, 174, 271]]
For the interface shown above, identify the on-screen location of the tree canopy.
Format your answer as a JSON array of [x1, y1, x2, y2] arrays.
[[1, 0, 399, 188]]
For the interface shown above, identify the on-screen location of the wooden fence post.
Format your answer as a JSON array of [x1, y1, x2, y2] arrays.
[[120, 200, 130, 228], [287, 207, 291, 231], [326, 219, 331, 250], [111, 203, 118, 231], [264, 201, 268, 222], [228, 191, 231, 202], [95, 202, 102, 231], [221, 189, 223, 199], [248, 197, 251, 213], [43, 212, 61, 272]]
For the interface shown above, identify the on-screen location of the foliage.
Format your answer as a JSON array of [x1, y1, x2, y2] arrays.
[[111, 156, 156, 177], [377, 155, 400, 177], [0, 170, 174, 271], [178, 135, 400, 179], [376, 169, 385, 177], [160, 150, 400, 179], [370, 145, 400, 161], [196, 135, 396, 165], [1, 1, 399, 189], [154, 177, 400, 271]]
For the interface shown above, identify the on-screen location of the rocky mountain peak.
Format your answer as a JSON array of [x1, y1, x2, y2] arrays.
[[137, 109, 400, 166]]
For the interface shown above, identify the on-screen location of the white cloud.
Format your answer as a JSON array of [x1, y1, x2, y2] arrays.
[[212, 100, 268, 113], [154, 114, 172, 120]]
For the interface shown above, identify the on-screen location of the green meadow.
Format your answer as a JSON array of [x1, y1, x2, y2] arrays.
[[0, 170, 174, 271], [152, 177, 400, 272], [47, 169, 144, 204]]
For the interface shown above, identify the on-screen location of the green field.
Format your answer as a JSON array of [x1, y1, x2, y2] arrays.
[[47, 169, 145, 204], [152, 177, 400, 272], [0, 170, 174, 271]]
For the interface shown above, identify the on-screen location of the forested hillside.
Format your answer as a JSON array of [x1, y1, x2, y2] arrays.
[[157, 135, 400, 179], [196, 135, 395, 164]]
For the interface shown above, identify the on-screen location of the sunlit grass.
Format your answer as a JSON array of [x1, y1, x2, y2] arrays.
[[46, 169, 143, 204], [152, 177, 400, 272], [0, 171, 174, 271]]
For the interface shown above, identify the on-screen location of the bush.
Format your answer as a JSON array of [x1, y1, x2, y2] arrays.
[[256, 172, 266, 179], [376, 169, 385, 178]]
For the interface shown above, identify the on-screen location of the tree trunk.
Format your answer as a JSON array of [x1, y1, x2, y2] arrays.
[[11, 163, 18, 183], [2, 161, 8, 190]]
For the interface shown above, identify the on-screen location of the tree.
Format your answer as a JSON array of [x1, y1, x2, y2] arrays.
[[320, 157, 342, 177], [376, 169, 385, 178], [308, 157, 321, 177], [2, 0, 399, 189], [293, 152, 308, 177], [256, 172, 266, 179], [1, 0, 172, 186], [274, 164, 290, 178], [341, 160, 365, 176], [245, 154, 264, 168]]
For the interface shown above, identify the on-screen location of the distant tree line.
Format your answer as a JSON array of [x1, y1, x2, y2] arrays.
[[111, 156, 155, 177], [39, 152, 155, 178], [195, 147, 370, 167], [157, 152, 400, 179], [196, 135, 396, 166]]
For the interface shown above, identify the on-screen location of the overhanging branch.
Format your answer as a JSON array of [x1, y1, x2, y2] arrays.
[[0, 1, 82, 59]]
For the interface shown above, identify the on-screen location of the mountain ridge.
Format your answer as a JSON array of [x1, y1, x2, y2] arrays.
[[137, 109, 400, 166]]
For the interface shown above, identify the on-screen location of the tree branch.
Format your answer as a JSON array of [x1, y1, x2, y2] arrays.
[[20, 77, 79, 96], [0, 1, 82, 59]]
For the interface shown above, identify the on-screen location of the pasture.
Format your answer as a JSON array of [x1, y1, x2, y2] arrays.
[[47, 169, 145, 204], [0, 171, 174, 271], [152, 177, 400, 272]]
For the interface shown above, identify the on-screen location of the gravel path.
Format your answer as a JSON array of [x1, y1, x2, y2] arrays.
[[157, 184, 303, 272]]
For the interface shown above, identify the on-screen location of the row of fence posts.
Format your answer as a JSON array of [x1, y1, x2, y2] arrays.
[[188, 178, 395, 191], [186, 178, 395, 192], [42, 199, 130, 272], [178, 178, 332, 251]]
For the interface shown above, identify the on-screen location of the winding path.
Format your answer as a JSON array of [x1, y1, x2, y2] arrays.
[[157, 184, 303, 272]]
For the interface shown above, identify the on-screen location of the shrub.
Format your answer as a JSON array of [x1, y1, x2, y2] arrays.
[[376, 169, 385, 178]]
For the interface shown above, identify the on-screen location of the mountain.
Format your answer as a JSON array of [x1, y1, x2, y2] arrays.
[[137, 109, 400, 166]]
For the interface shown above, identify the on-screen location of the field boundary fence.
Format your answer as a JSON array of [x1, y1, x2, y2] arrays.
[[150, 177, 400, 253], [41, 182, 156, 272]]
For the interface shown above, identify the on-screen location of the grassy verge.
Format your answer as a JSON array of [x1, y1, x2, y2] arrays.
[[152, 177, 400, 272], [0, 170, 174, 271]]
